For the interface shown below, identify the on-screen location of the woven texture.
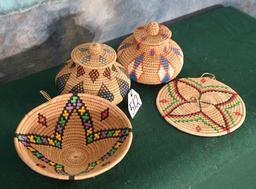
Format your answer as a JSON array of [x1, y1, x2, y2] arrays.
[[156, 77, 246, 137], [55, 43, 131, 105], [117, 22, 183, 85], [14, 93, 132, 180]]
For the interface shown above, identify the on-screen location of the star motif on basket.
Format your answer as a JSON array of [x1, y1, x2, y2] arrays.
[[161, 78, 242, 134], [15, 94, 131, 177], [158, 55, 174, 83], [38, 113, 47, 127], [127, 54, 144, 81]]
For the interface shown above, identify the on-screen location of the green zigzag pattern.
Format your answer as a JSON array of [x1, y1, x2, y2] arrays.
[[173, 116, 220, 132], [163, 82, 181, 112], [184, 78, 228, 89]]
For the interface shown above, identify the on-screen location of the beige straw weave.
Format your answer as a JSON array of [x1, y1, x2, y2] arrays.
[[55, 43, 131, 105], [156, 76, 246, 137], [14, 93, 132, 180], [117, 21, 184, 85]]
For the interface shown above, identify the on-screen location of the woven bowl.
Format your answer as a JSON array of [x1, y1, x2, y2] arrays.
[[14, 93, 132, 180], [117, 21, 184, 85], [55, 43, 131, 105]]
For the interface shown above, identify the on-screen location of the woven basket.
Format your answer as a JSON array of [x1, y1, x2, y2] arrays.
[[14, 93, 133, 180], [156, 75, 246, 137], [117, 21, 184, 85], [55, 43, 131, 105]]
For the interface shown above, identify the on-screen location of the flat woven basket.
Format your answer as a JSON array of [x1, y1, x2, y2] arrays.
[[55, 43, 131, 105], [156, 75, 246, 137], [14, 93, 133, 180], [117, 21, 184, 85]]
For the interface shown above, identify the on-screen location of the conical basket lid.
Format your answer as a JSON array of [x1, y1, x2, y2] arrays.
[[71, 43, 116, 68], [133, 22, 172, 45], [14, 93, 132, 180], [156, 76, 246, 137]]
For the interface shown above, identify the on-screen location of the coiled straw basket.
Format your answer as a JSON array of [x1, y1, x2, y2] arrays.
[[156, 74, 246, 137], [117, 21, 184, 85], [56, 43, 131, 104], [14, 92, 133, 180]]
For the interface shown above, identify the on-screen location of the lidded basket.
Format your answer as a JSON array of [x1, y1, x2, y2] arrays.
[[117, 21, 184, 85], [55, 43, 131, 104]]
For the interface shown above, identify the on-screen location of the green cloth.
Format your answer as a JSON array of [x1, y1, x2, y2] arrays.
[[1, 6, 256, 189]]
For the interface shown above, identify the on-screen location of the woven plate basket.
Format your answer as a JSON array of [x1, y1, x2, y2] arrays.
[[14, 93, 133, 180], [55, 43, 131, 105], [156, 74, 246, 137], [117, 21, 184, 85]]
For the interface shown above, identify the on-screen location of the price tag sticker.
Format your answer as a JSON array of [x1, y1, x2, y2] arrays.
[[128, 89, 142, 119]]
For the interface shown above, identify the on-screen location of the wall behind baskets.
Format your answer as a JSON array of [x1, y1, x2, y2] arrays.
[[0, 0, 256, 84]]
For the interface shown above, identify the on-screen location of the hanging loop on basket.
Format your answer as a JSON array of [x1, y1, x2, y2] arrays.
[[39, 90, 52, 101], [200, 73, 216, 80]]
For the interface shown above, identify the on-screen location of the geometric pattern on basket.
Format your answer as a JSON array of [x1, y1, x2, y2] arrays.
[[111, 64, 118, 72], [127, 54, 144, 81], [89, 69, 100, 83], [69, 81, 84, 93], [76, 65, 85, 78], [38, 113, 47, 127], [103, 67, 111, 80], [158, 55, 174, 83], [97, 83, 114, 102], [15, 94, 131, 177], [101, 108, 109, 121], [55, 73, 71, 94], [99, 55, 107, 64], [78, 48, 91, 64], [160, 78, 242, 134], [116, 77, 130, 98], [171, 47, 184, 65]]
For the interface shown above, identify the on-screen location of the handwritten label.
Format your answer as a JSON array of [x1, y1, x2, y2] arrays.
[[128, 89, 142, 119]]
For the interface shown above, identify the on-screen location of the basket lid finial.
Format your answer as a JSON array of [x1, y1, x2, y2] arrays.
[[133, 21, 172, 45], [89, 43, 102, 55], [146, 22, 159, 36]]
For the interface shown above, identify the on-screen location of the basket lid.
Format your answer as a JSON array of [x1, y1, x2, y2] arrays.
[[133, 22, 172, 45], [71, 43, 116, 68], [14, 93, 132, 180], [156, 75, 246, 137]]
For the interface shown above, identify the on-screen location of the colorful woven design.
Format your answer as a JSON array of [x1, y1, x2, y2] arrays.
[[14, 93, 133, 180], [117, 21, 183, 85], [55, 43, 131, 104], [156, 77, 246, 137]]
